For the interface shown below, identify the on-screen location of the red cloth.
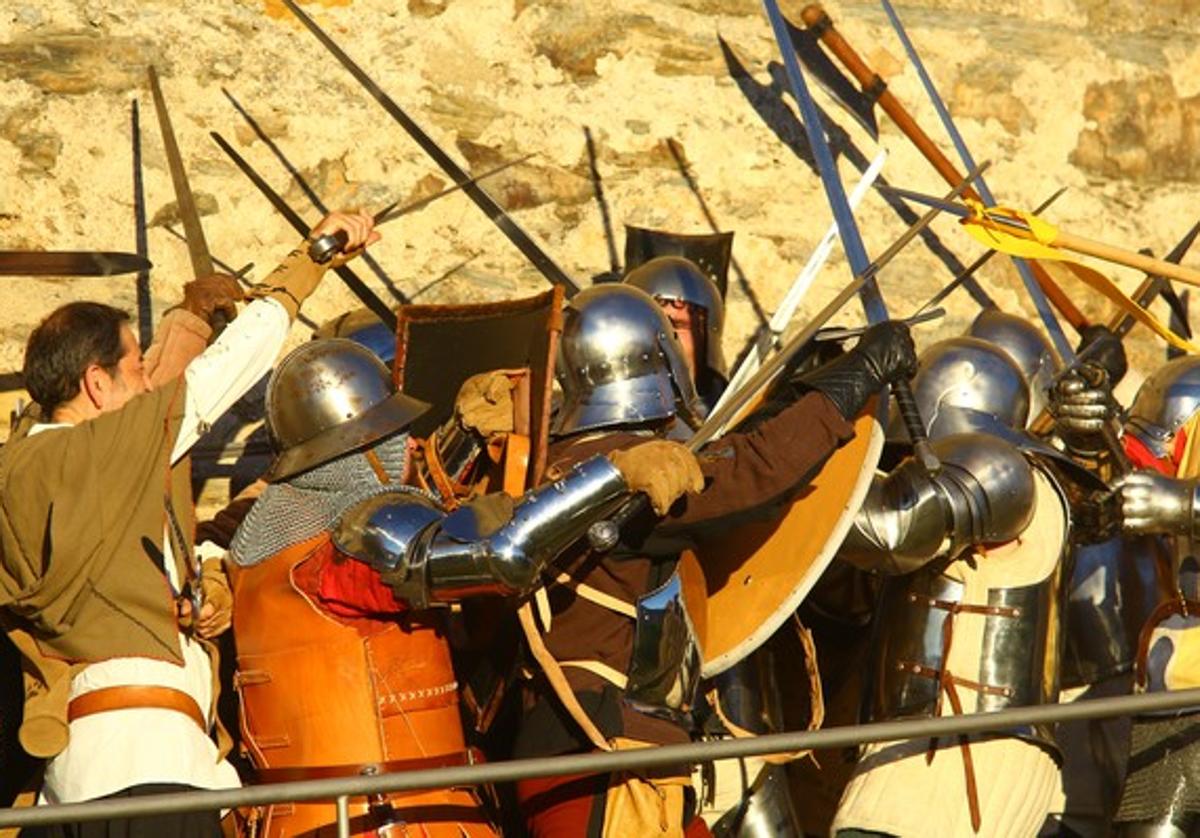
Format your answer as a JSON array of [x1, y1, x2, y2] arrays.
[[1125, 427, 1190, 476], [292, 542, 408, 618], [517, 772, 712, 837]]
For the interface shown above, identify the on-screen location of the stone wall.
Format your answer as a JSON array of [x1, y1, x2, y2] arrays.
[[2, 0, 1198, 465]]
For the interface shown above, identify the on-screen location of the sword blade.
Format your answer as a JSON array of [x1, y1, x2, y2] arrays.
[[280, 0, 581, 296], [375, 152, 539, 226], [0, 251, 153, 276], [147, 66, 215, 280], [210, 131, 398, 332], [132, 98, 153, 349]]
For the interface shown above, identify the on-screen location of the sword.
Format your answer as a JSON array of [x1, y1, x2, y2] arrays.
[[0, 251, 152, 276], [147, 66, 211, 620], [814, 307, 945, 343], [766, 0, 939, 474], [306, 152, 538, 264], [279, 0, 582, 297], [210, 131, 399, 332], [131, 99, 153, 349], [148, 67, 216, 281]]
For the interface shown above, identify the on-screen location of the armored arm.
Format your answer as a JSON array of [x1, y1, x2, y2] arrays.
[[333, 455, 628, 607], [840, 434, 1037, 575]]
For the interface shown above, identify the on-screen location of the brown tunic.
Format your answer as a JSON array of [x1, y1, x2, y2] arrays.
[[514, 391, 856, 757]]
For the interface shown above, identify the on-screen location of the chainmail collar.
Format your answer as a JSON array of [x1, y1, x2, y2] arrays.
[[230, 432, 422, 567]]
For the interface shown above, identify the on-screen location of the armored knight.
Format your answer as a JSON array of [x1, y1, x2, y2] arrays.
[[508, 283, 916, 836], [624, 254, 728, 411], [1083, 355, 1200, 835], [226, 338, 696, 837], [831, 336, 1071, 838]]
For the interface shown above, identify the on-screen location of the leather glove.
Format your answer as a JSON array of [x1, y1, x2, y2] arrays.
[[609, 439, 704, 515], [455, 370, 517, 437], [1049, 363, 1117, 455], [177, 557, 233, 639], [180, 273, 244, 328], [1119, 470, 1200, 537], [1076, 324, 1128, 387], [797, 320, 917, 420]]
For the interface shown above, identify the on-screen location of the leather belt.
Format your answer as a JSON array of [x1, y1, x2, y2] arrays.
[[67, 686, 207, 732], [254, 750, 477, 783]]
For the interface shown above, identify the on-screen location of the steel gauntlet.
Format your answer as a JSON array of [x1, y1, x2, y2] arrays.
[[1120, 470, 1200, 540]]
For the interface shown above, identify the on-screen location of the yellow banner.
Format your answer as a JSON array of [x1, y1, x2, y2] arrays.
[[960, 203, 1198, 354]]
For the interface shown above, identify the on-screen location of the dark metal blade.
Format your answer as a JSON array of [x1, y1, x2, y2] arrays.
[[876, 184, 971, 219], [279, 0, 581, 297], [0, 251, 153, 276], [147, 66, 215, 280], [789, 22, 879, 140], [376, 152, 539, 225], [210, 131, 398, 332], [131, 99, 153, 349]]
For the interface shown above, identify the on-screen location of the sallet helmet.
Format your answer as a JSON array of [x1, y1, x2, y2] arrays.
[[624, 255, 728, 383], [966, 309, 1060, 421], [1126, 355, 1200, 458], [903, 336, 1031, 441], [265, 338, 429, 480], [554, 284, 703, 436]]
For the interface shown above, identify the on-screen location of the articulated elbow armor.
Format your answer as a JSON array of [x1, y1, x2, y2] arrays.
[[333, 455, 628, 607], [841, 433, 1037, 574]]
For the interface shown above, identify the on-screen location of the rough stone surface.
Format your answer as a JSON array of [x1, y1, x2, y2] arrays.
[[1, 0, 1199, 512]]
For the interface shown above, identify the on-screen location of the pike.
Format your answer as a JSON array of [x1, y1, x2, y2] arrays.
[[0, 251, 152, 277], [878, 0, 1075, 362], [307, 152, 538, 264], [799, 3, 1088, 347], [1110, 218, 1200, 338], [279, 0, 582, 297], [210, 131, 399, 332]]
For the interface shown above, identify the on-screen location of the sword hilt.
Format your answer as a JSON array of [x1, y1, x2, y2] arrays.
[[893, 379, 940, 474], [308, 230, 349, 265]]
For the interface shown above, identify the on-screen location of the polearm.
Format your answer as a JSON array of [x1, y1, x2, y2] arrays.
[[716, 150, 887, 414], [210, 131, 399, 332], [279, 0, 582, 297], [800, 4, 1088, 341], [877, 0, 1076, 364]]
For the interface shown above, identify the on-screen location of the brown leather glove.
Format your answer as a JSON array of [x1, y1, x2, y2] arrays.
[[609, 439, 704, 515], [178, 557, 233, 639], [180, 273, 244, 328], [456, 369, 518, 437]]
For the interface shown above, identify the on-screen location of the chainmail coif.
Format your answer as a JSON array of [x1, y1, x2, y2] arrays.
[[230, 432, 426, 567]]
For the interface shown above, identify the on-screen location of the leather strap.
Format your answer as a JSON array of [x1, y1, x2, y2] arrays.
[[68, 686, 206, 732], [517, 601, 612, 752], [254, 750, 476, 783], [559, 659, 628, 689], [1135, 595, 1200, 688]]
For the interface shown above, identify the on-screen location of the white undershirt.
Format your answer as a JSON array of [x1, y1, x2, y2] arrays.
[[35, 297, 290, 804]]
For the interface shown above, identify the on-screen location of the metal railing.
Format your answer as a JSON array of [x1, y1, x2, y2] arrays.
[[4, 687, 1200, 835]]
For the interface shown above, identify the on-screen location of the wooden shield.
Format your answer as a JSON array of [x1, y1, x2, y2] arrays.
[[692, 406, 884, 678], [393, 287, 563, 486]]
